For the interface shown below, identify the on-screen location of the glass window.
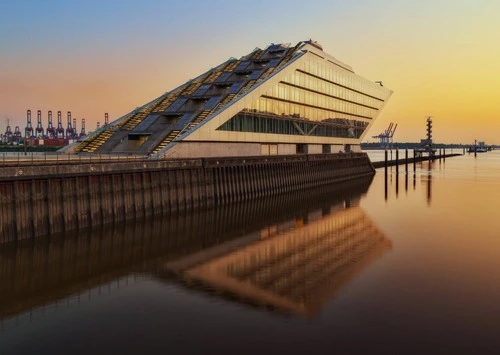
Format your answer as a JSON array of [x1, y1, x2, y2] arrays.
[[216, 72, 232, 83]]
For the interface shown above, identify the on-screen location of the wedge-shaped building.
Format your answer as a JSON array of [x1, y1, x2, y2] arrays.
[[74, 40, 392, 158]]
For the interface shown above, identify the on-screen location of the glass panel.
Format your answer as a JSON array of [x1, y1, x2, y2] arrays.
[[203, 96, 221, 110]]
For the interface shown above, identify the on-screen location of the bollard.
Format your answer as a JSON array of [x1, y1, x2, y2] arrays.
[[413, 149, 416, 171]]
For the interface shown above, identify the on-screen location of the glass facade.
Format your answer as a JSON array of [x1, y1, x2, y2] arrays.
[[217, 56, 388, 140]]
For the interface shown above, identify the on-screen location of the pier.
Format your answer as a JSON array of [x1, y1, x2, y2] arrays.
[[0, 152, 375, 243], [371, 149, 462, 169]]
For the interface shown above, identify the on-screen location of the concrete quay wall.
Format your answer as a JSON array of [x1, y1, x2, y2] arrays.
[[0, 153, 374, 243]]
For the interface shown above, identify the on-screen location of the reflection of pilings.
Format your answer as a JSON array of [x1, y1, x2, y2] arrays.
[[0, 176, 374, 322], [0, 274, 146, 333], [427, 173, 432, 205], [395, 171, 399, 197], [405, 171, 408, 193], [384, 174, 388, 201]]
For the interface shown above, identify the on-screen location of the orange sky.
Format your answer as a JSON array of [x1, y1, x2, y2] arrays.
[[1, 0, 499, 144]]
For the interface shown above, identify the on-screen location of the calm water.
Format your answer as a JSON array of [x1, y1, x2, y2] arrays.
[[1, 151, 500, 354]]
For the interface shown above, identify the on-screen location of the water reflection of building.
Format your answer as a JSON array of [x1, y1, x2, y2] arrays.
[[0, 175, 385, 331], [165, 197, 391, 317], [0, 177, 375, 326]]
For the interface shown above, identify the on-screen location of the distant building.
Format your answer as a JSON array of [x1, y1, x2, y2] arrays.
[[73, 40, 393, 158]]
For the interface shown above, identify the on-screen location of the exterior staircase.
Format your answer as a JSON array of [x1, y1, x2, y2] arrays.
[[150, 130, 180, 155]]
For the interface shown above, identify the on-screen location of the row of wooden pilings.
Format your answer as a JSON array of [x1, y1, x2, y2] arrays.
[[0, 153, 375, 243], [372, 148, 463, 173]]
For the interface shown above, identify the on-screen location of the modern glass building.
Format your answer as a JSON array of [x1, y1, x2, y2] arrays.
[[74, 40, 392, 158]]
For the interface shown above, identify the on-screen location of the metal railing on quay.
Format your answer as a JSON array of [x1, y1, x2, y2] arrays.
[[0, 152, 151, 168]]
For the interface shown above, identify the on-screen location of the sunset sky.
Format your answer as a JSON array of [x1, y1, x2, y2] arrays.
[[1, 0, 499, 144]]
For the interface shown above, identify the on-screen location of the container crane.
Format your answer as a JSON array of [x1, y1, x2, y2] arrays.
[[35, 110, 44, 137], [56, 111, 65, 138], [25, 110, 34, 138], [79, 118, 86, 138], [13, 126, 22, 143], [372, 122, 397, 148], [4, 119, 13, 139], [72, 118, 77, 138], [46, 111, 56, 138], [65, 111, 75, 138]]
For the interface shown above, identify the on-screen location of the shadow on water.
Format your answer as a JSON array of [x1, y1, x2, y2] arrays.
[[0, 175, 391, 325]]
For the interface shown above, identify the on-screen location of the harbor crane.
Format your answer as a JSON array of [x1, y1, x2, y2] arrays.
[[372, 122, 397, 148], [46, 111, 56, 138]]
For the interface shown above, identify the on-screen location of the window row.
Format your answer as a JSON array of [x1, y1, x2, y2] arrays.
[[262, 83, 377, 119], [297, 59, 389, 100], [283, 70, 384, 109], [217, 112, 368, 139], [246, 96, 373, 123]]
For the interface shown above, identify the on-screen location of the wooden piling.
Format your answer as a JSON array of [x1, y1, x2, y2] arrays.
[[396, 149, 399, 175], [405, 148, 408, 174]]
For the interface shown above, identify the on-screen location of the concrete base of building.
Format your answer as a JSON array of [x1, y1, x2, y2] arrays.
[[162, 142, 362, 158]]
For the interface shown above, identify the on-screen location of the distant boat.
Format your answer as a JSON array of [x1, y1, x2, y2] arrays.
[[468, 147, 488, 153]]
